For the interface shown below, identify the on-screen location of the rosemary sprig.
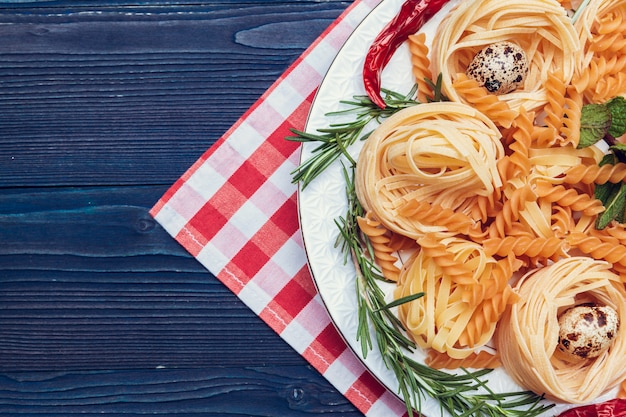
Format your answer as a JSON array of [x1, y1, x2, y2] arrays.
[[287, 84, 421, 189], [335, 165, 553, 417]]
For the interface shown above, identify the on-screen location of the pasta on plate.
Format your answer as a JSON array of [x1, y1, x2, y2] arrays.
[[353, 0, 626, 405]]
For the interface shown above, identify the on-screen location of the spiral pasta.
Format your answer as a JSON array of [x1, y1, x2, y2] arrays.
[[496, 257, 626, 403], [573, 0, 626, 101], [425, 349, 502, 370], [416, 234, 475, 286], [482, 235, 567, 264], [357, 213, 403, 282], [535, 180, 605, 216], [451, 73, 517, 128], [567, 232, 626, 267], [598, 223, 626, 245], [562, 162, 626, 185], [561, 85, 583, 147], [395, 199, 475, 234], [407, 33, 434, 103], [498, 107, 533, 181], [430, 0, 580, 117]]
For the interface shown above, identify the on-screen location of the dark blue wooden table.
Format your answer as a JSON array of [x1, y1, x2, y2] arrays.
[[0, 1, 364, 415]]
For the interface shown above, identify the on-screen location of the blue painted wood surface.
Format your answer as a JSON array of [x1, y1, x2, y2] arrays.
[[0, 1, 364, 415]]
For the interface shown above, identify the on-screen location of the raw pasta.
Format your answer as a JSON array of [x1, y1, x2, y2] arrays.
[[355, 101, 504, 240], [544, 70, 567, 140], [498, 108, 534, 182], [562, 163, 626, 185], [424, 349, 502, 370], [496, 257, 626, 403], [451, 73, 517, 128], [407, 33, 434, 103], [573, 0, 626, 102], [357, 213, 402, 282], [394, 236, 519, 359], [430, 0, 580, 119], [561, 85, 583, 146]]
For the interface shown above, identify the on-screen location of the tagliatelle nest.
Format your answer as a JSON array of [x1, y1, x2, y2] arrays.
[[355, 101, 504, 240], [430, 0, 580, 115]]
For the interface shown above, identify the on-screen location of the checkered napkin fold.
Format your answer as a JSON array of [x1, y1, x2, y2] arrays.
[[149, 0, 408, 415]]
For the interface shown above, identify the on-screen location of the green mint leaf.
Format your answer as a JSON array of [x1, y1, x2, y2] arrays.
[[607, 96, 626, 138], [596, 182, 626, 229], [595, 153, 622, 229], [617, 204, 626, 224], [599, 153, 618, 166], [578, 103, 612, 148], [610, 143, 626, 152], [610, 143, 626, 163], [595, 180, 620, 207]]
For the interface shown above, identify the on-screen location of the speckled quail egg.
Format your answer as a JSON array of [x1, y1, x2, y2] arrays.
[[466, 41, 529, 95], [557, 303, 620, 361]]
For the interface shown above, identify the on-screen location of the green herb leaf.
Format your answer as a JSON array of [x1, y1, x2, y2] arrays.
[[596, 183, 626, 229], [595, 180, 620, 206], [578, 103, 612, 148], [618, 204, 626, 224], [425, 73, 449, 102], [571, 0, 591, 23], [609, 143, 626, 163], [610, 143, 626, 153], [595, 142, 626, 229], [379, 292, 425, 311], [607, 96, 626, 138]]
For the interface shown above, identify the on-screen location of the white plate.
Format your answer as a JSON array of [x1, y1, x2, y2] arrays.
[[297, 0, 615, 416]]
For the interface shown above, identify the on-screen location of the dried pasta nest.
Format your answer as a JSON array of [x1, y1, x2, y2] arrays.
[[496, 257, 626, 403], [355, 101, 504, 240], [430, 0, 580, 116]]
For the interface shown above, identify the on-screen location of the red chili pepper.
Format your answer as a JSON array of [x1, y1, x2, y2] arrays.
[[557, 399, 626, 417], [362, 0, 450, 109]]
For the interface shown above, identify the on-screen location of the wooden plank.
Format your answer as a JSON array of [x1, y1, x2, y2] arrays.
[[0, 367, 362, 415]]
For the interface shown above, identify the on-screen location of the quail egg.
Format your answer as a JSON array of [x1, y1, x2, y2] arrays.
[[466, 41, 529, 95], [557, 303, 620, 361]]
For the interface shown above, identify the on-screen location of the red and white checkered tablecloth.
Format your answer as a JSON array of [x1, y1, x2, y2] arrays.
[[149, 0, 408, 415]]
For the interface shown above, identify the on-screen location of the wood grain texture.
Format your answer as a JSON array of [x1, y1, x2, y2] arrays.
[[0, 367, 361, 415], [0, 0, 365, 415], [0, 0, 348, 187], [0, 186, 304, 371]]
